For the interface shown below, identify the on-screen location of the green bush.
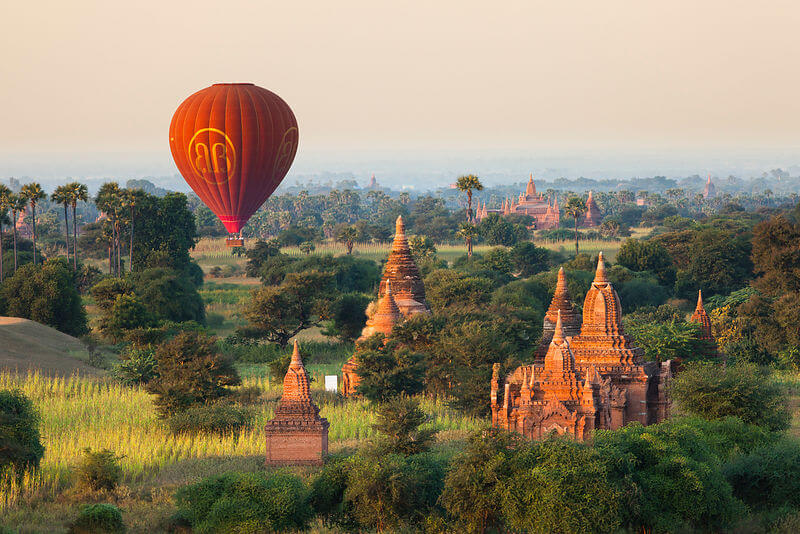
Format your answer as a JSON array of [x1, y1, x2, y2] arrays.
[[68, 503, 125, 534], [165, 403, 253, 436], [174, 472, 312, 533], [113, 347, 158, 386], [723, 438, 800, 512], [671, 361, 790, 431], [75, 448, 123, 492], [0, 390, 44, 474]]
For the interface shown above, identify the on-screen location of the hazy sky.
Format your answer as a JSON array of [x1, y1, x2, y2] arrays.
[[2, 1, 800, 180]]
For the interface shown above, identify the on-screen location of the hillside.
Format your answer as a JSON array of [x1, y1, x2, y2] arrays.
[[0, 317, 100, 375]]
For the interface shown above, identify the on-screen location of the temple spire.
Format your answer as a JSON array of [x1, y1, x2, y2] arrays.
[[552, 310, 564, 344], [695, 289, 704, 311], [291, 339, 303, 368], [594, 252, 608, 283]]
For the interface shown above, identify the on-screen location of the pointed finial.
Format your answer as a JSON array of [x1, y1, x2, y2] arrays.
[[707, 173, 712, 184], [594, 252, 608, 283], [291, 339, 303, 366], [552, 310, 564, 343], [395, 215, 405, 235], [696, 289, 704, 310]]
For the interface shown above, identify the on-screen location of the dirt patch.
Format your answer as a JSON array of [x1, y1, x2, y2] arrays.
[[0, 317, 101, 376]]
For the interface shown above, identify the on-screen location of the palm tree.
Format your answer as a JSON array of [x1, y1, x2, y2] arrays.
[[51, 185, 72, 264], [564, 196, 587, 256], [9, 194, 27, 272], [95, 182, 123, 275], [121, 188, 143, 272], [456, 222, 479, 258], [455, 174, 484, 223], [20, 183, 46, 265], [0, 185, 10, 282], [68, 182, 89, 269], [336, 225, 358, 255]]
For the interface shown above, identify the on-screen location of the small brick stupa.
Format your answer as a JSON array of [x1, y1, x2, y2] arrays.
[[690, 290, 718, 361], [583, 191, 602, 227], [534, 267, 582, 363], [265, 341, 329, 465]]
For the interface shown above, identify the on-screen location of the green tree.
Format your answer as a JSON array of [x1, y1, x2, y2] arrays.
[[594, 418, 747, 533], [355, 337, 425, 402], [564, 196, 587, 256], [145, 331, 240, 416], [9, 193, 27, 272], [456, 222, 478, 257], [0, 390, 44, 474], [0, 184, 10, 282], [423, 269, 494, 311], [0, 259, 88, 336], [323, 292, 368, 342], [440, 429, 525, 534], [175, 472, 313, 533], [130, 267, 206, 325], [51, 185, 72, 265], [67, 182, 89, 269], [336, 225, 358, 255], [455, 174, 484, 223], [99, 294, 157, 342], [625, 320, 711, 363], [19, 182, 45, 265], [371, 397, 435, 455], [615, 238, 676, 287], [511, 241, 550, 277], [245, 270, 335, 346], [95, 182, 123, 275], [344, 452, 445, 532], [500, 438, 623, 534], [671, 361, 790, 431]]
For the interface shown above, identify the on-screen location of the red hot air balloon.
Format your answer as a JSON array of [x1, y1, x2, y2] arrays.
[[169, 83, 298, 246]]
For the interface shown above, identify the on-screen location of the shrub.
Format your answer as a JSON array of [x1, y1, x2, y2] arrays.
[[371, 397, 435, 455], [99, 294, 157, 342], [113, 347, 158, 386], [723, 438, 800, 512], [68, 503, 125, 534], [76, 448, 123, 492], [0, 390, 44, 474], [165, 403, 253, 436], [130, 267, 206, 324], [174, 472, 312, 533], [146, 332, 240, 417], [671, 361, 790, 431], [0, 259, 88, 336]]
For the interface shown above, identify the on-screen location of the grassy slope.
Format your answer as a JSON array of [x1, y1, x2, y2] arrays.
[[0, 317, 99, 376]]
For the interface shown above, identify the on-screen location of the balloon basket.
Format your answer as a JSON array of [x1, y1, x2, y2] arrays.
[[226, 237, 245, 248]]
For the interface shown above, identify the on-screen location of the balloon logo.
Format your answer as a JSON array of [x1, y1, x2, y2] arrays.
[[187, 128, 237, 184], [169, 83, 299, 236]]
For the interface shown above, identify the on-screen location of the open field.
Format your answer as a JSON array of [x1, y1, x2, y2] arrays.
[[192, 229, 643, 270], [0, 370, 485, 531]]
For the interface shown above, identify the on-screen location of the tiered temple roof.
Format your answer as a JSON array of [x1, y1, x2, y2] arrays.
[[265, 341, 329, 465], [690, 290, 714, 342], [569, 253, 644, 366], [534, 267, 582, 363], [583, 191, 602, 227], [379, 215, 430, 317]]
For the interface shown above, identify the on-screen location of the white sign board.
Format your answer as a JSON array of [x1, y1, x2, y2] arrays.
[[324, 375, 338, 393]]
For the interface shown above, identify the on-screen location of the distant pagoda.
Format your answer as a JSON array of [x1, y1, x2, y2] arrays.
[[265, 341, 329, 465], [583, 191, 602, 227], [703, 174, 716, 199]]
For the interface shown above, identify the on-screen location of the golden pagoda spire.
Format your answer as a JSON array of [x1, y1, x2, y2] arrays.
[[290, 339, 304, 368], [695, 289, 704, 311], [552, 310, 564, 344]]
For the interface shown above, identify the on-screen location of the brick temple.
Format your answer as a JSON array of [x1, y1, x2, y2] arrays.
[[265, 341, 329, 465], [492, 253, 671, 440], [477, 175, 560, 230], [583, 191, 602, 227], [342, 215, 430, 396]]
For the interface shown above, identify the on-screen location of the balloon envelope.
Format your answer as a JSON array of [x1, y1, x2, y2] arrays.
[[169, 83, 298, 234]]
